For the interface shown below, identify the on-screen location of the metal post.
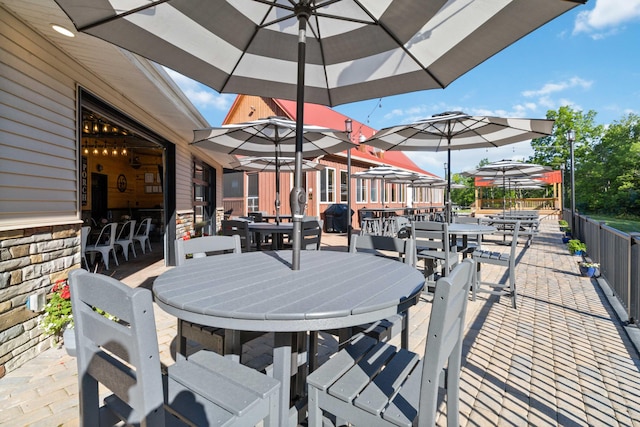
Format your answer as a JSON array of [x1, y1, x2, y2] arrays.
[[345, 119, 352, 247], [567, 130, 576, 236]]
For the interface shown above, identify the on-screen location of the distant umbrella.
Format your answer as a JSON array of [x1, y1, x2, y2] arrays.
[[463, 160, 550, 215], [230, 156, 325, 223], [364, 112, 555, 221]]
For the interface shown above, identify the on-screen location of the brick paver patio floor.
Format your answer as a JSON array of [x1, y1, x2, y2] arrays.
[[1, 218, 639, 426]]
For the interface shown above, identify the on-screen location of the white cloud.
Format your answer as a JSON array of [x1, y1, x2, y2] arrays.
[[522, 77, 592, 97], [165, 68, 233, 112], [574, 0, 640, 39]]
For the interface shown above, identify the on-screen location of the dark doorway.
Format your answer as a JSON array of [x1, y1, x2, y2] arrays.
[[91, 173, 108, 221]]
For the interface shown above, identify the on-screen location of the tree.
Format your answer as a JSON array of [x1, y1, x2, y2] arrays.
[[529, 106, 603, 214], [586, 114, 640, 215]]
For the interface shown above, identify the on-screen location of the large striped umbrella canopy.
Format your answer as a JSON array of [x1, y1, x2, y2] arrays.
[[54, 0, 579, 270], [194, 117, 351, 226], [193, 117, 352, 158], [230, 156, 325, 223], [364, 112, 555, 221]]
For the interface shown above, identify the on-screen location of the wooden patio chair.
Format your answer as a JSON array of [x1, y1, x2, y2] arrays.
[[307, 259, 474, 427], [348, 234, 416, 348], [472, 220, 521, 308], [174, 235, 265, 359], [69, 269, 280, 427]]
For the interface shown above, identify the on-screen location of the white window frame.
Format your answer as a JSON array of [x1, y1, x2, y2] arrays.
[[320, 167, 336, 203], [370, 180, 378, 203], [356, 178, 368, 203], [340, 170, 348, 203]]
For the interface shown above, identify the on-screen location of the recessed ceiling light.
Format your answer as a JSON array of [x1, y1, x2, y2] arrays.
[[52, 24, 75, 37]]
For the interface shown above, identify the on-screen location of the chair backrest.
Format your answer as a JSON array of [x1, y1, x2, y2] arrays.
[[174, 235, 241, 266], [69, 268, 165, 426], [301, 218, 323, 250], [350, 234, 416, 267], [248, 211, 264, 222], [418, 258, 474, 426], [221, 219, 252, 252], [454, 216, 480, 224], [80, 226, 90, 253], [412, 220, 452, 251], [93, 222, 117, 248], [136, 218, 152, 237], [116, 220, 136, 241]]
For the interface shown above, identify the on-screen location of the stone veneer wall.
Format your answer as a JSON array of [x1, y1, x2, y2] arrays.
[[176, 207, 225, 239], [0, 224, 80, 378]]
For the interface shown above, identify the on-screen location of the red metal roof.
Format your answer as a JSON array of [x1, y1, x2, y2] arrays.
[[274, 99, 437, 177]]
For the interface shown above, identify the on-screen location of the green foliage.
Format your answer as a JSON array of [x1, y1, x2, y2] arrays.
[[567, 239, 586, 254], [558, 219, 568, 228], [529, 107, 639, 217], [39, 279, 73, 340], [450, 173, 475, 207]]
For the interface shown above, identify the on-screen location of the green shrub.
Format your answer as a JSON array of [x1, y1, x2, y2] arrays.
[[567, 239, 586, 254]]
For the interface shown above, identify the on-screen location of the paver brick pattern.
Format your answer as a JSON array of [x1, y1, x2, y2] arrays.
[[1, 219, 639, 426]]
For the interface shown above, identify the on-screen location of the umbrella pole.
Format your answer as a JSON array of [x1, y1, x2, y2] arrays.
[[447, 148, 452, 223], [275, 149, 281, 225], [290, 6, 311, 271]]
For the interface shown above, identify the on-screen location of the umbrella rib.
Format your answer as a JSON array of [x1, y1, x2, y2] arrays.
[[76, 0, 171, 32]]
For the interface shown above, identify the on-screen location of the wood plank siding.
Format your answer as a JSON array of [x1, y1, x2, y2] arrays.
[[1, 10, 79, 229]]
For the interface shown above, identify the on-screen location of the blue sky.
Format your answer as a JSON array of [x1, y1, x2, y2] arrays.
[[167, 0, 640, 177]]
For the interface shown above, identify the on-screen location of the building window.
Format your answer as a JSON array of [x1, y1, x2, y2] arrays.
[[356, 178, 367, 203], [247, 173, 259, 212], [320, 168, 336, 203], [340, 170, 348, 203], [383, 182, 389, 204], [193, 159, 215, 228], [370, 180, 378, 203]]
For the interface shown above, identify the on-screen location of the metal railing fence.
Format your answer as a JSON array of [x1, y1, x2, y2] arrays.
[[564, 209, 639, 326]]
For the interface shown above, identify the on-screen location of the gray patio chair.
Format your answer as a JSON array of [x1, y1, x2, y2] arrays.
[[453, 215, 482, 256], [307, 259, 474, 427], [114, 219, 137, 261], [221, 219, 254, 252], [472, 219, 521, 308], [68, 269, 280, 427], [348, 234, 416, 349], [301, 218, 323, 250], [412, 220, 458, 280], [174, 235, 264, 359]]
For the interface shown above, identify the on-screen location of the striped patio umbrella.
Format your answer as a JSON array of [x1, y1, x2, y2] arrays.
[[364, 112, 555, 222], [193, 117, 352, 228], [230, 156, 325, 223], [54, 0, 580, 269]]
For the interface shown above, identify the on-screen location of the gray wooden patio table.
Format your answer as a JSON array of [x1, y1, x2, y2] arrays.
[[153, 250, 424, 426], [248, 222, 293, 250]]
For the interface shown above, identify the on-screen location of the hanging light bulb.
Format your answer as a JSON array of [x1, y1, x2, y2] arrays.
[[83, 145, 89, 155], [93, 146, 99, 155], [112, 146, 119, 156], [102, 145, 109, 156], [121, 145, 128, 156]]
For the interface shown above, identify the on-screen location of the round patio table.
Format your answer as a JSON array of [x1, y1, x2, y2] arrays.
[[248, 222, 293, 250], [153, 250, 424, 426]]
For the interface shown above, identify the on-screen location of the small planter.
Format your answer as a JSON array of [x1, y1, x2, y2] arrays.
[[562, 237, 570, 244], [573, 250, 584, 256], [579, 265, 596, 277], [63, 327, 76, 357]]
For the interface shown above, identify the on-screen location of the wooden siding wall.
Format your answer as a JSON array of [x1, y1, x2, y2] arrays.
[[1, 10, 79, 230]]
